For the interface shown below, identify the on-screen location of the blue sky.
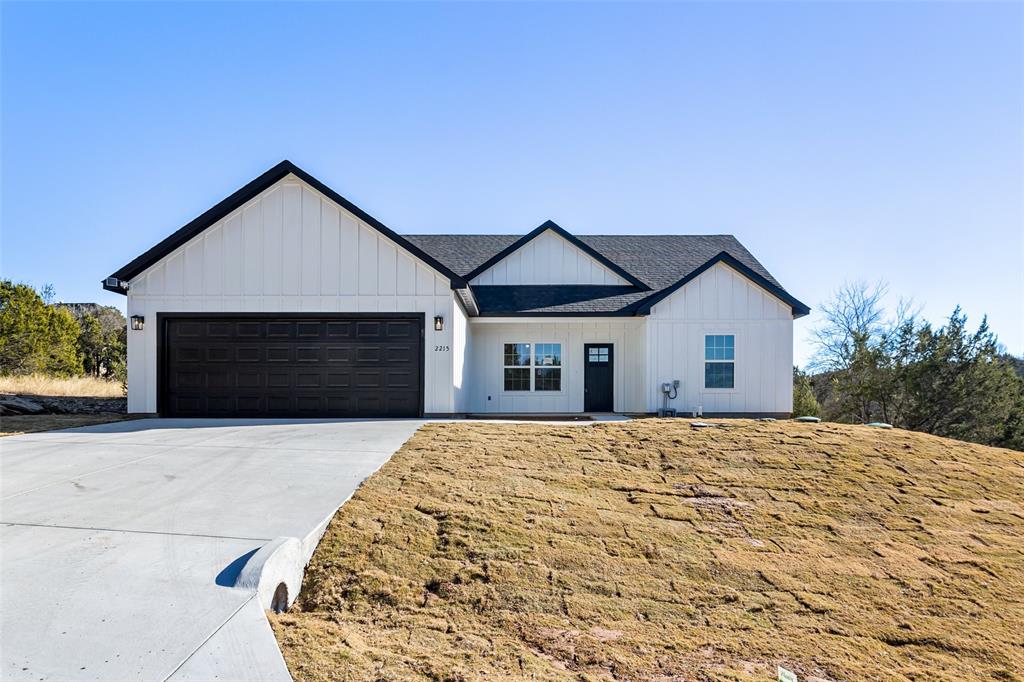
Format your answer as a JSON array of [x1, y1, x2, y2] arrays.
[[3, 1, 1021, 366]]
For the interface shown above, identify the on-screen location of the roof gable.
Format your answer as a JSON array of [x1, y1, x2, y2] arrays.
[[634, 251, 810, 317], [464, 221, 650, 290], [103, 161, 467, 293], [470, 225, 635, 287]]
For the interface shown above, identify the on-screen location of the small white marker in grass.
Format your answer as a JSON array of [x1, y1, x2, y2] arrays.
[[778, 666, 797, 682]]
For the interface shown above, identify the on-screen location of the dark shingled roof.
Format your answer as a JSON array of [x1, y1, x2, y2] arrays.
[[403, 233, 806, 316], [404, 234, 777, 288], [100, 160, 806, 316], [402, 234, 521, 277]]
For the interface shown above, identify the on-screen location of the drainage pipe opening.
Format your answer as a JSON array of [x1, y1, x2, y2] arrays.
[[271, 582, 289, 613]]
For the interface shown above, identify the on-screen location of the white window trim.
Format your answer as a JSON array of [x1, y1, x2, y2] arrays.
[[702, 332, 738, 392], [501, 341, 565, 394]]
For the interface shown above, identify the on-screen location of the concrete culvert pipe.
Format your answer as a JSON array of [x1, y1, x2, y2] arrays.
[[233, 536, 305, 612]]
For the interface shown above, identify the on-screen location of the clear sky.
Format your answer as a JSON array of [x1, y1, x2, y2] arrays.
[[3, 1, 1022, 367]]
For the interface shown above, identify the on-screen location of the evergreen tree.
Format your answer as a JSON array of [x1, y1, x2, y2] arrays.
[[811, 283, 1024, 450], [792, 366, 821, 417], [0, 280, 82, 376], [45, 305, 82, 376]]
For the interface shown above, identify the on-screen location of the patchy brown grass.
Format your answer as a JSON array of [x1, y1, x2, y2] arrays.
[[271, 420, 1024, 682], [0, 413, 136, 437], [0, 374, 123, 398]]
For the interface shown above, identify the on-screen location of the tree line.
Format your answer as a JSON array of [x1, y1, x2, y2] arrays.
[[0, 280, 127, 383], [794, 281, 1024, 451]]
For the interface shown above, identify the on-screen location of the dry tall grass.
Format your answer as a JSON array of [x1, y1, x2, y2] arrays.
[[0, 373, 123, 398], [272, 420, 1024, 682]]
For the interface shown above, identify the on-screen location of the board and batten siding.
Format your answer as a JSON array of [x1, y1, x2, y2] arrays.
[[452, 300, 469, 413], [645, 262, 794, 415], [470, 230, 629, 286], [465, 319, 645, 413], [125, 174, 455, 414]]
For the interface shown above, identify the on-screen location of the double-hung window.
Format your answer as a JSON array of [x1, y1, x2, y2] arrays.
[[704, 335, 735, 389], [503, 342, 561, 391]]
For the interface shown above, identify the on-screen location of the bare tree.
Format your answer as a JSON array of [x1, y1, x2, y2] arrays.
[[808, 280, 888, 373]]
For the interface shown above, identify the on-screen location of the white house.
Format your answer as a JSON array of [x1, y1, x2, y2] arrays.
[[103, 161, 808, 418]]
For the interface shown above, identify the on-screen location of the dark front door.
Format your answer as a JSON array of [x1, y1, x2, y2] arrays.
[[584, 343, 614, 412], [159, 314, 423, 418]]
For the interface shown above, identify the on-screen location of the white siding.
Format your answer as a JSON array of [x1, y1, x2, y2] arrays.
[[470, 229, 629, 285], [126, 174, 455, 414], [645, 262, 794, 415], [452, 300, 469, 413], [465, 318, 645, 413]]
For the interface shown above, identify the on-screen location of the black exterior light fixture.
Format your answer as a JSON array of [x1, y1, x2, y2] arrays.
[[130, 315, 145, 331], [433, 315, 444, 332]]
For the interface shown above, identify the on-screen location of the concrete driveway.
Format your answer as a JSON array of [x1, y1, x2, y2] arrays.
[[0, 418, 422, 681]]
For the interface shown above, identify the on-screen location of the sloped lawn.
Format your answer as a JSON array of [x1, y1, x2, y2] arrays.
[[272, 420, 1024, 681]]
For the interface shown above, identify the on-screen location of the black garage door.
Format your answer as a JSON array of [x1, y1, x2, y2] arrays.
[[159, 315, 423, 417]]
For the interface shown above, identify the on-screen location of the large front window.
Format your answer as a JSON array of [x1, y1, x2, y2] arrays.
[[704, 335, 735, 389], [504, 342, 561, 391]]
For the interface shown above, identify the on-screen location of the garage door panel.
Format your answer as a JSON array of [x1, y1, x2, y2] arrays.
[[326, 322, 352, 338], [173, 396, 202, 412], [386, 371, 413, 388], [296, 396, 322, 412], [267, 347, 291, 362], [236, 321, 263, 338], [326, 347, 351, 362], [387, 395, 417, 412], [267, 322, 293, 338], [237, 396, 262, 412], [296, 322, 322, 338], [205, 347, 232, 363], [175, 347, 202, 362], [356, 321, 383, 337], [326, 372, 350, 388], [207, 371, 235, 389], [174, 322, 203, 338], [385, 347, 413, 363], [237, 372, 261, 389], [267, 396, 291, 413], [162, 316, 422, 418], [266, 372, 291, 388], [296, 372, 321, 388], [354, 371, 381, 388], [237, 347, 261, 362], [356, 347, 381, 363], [208, 396, 234, 413], [170, 372, 201, 391], [386, 322, 413, 337], [206, 322, 233, 337]]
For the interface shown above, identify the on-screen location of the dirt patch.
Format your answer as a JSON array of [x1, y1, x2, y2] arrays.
[[0, 413, 137, 437], [0, 394, 126, 416], [271, 420, 1024, 681]]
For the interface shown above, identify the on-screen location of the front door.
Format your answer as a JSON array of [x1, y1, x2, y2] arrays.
[[584, 343, 614, 412]]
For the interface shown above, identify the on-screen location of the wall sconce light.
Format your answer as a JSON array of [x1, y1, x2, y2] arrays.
[[433, 315, 444, 332], [130, 315, 145, 331]]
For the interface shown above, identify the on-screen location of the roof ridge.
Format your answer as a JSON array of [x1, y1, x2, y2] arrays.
[[405, 233, 740, 239]]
